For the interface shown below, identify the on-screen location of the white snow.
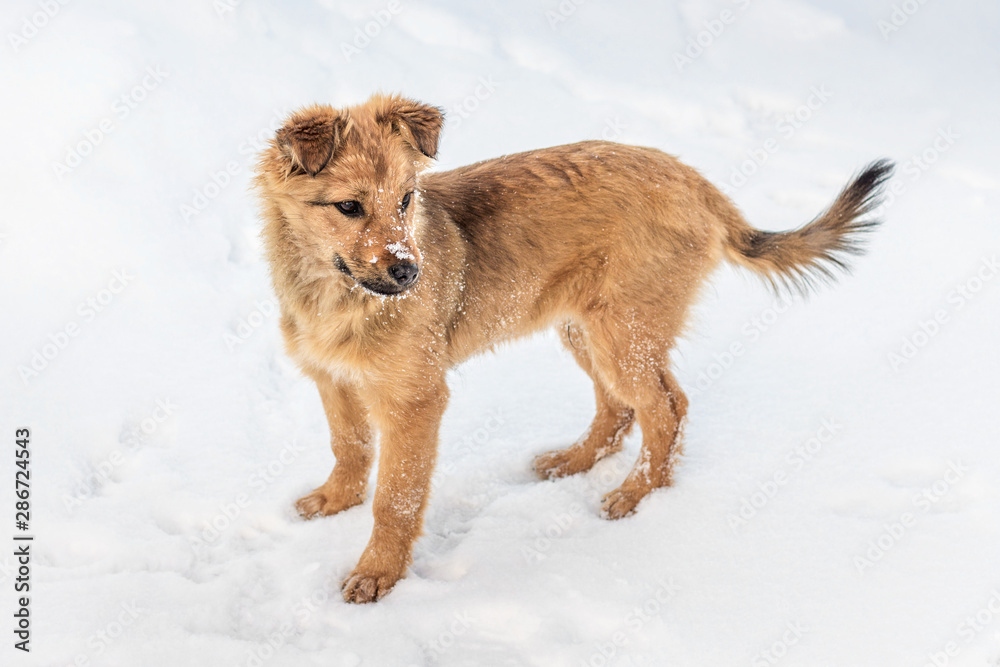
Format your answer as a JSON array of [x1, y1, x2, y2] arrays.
[[2, 0, 999, 665], [387, 241, 416, 261]]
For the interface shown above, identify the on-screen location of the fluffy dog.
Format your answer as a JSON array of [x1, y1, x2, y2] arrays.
[[254, 93, 892, 602]]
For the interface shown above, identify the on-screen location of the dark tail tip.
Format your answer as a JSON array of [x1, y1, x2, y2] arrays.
[[847, 158, 895, 218], [728, 158, 896, 297]]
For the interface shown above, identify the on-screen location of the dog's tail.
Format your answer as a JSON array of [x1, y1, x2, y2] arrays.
[[721, 159, 894, 293]]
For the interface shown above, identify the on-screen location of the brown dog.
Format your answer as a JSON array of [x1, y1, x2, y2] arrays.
[[254, 93, 892, 603]]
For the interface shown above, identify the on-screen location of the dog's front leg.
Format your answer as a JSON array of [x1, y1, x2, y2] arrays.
[[295, 369, 374, 519], [341, 376, 448, 603]]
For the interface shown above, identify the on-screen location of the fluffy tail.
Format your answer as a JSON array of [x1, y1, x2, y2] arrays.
[[723, 159, 894, 293]]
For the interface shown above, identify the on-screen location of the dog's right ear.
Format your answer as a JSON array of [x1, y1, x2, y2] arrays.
[[275, 106, 344, 176]]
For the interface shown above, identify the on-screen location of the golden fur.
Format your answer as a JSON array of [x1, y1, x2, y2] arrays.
[[254, 93, 892, 603]]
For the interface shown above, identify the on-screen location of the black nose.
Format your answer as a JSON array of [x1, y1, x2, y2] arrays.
[[388, 261, 419, 287]]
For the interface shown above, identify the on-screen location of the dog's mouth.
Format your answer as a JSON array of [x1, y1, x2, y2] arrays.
[[333, 255, 353, 277], [356, 278, 412, 296], [334, 255, 415, 297]]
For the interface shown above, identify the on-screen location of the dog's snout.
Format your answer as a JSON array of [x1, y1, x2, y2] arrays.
[[388, 261, 419, 287]]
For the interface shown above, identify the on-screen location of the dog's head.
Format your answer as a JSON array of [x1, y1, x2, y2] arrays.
[[256, 94, 443, 296]]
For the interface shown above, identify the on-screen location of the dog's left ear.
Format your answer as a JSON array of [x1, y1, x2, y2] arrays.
[[384, 98, 444, 159]]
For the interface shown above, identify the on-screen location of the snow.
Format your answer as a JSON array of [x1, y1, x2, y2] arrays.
[[1, 0, 999, 665], [387, 241, 416, 261]]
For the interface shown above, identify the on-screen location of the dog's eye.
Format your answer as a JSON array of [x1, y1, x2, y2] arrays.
[[401, 192, 413, 211], [333, 200, 364, 217]]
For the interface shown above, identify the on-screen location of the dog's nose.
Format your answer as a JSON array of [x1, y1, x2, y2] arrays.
[[388, 261, 419, 287]]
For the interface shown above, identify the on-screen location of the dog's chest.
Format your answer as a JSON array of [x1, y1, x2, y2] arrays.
[[282, 299, 402, 382]]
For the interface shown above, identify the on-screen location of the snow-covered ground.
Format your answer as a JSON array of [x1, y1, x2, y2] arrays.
[[2, 0, 999, 664]]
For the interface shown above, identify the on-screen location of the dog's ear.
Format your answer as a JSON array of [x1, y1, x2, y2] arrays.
[[382, 98, 444, 159], [275, 106, 344, 176]]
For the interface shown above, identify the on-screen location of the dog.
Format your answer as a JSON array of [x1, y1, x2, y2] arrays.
[[253, 93, 892, 603]]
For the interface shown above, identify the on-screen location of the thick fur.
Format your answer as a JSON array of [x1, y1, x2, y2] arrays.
[[254, 93, 892, 603]]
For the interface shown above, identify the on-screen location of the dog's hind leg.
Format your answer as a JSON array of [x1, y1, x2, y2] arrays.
[[295, 369, 374, 519], [534, 322, 635, 479], [600, 367, 687, 519], [582, 316, 688, 520]]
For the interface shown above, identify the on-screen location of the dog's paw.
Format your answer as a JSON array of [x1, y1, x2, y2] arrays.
[[533, 447, 593, 479], [341, 567, 402, 604], [295, 484, 364, 520], [601, 484, 648, 520]]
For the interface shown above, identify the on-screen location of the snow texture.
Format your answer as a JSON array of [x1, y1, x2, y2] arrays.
[[1, 0, 999, 665]]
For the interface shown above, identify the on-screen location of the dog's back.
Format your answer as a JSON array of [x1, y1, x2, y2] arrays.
[[419, 141, 725, 359], [420, 141, 891, 361]]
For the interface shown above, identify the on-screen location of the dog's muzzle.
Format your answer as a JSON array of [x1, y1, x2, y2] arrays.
[[334, 255, 420, 296]]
